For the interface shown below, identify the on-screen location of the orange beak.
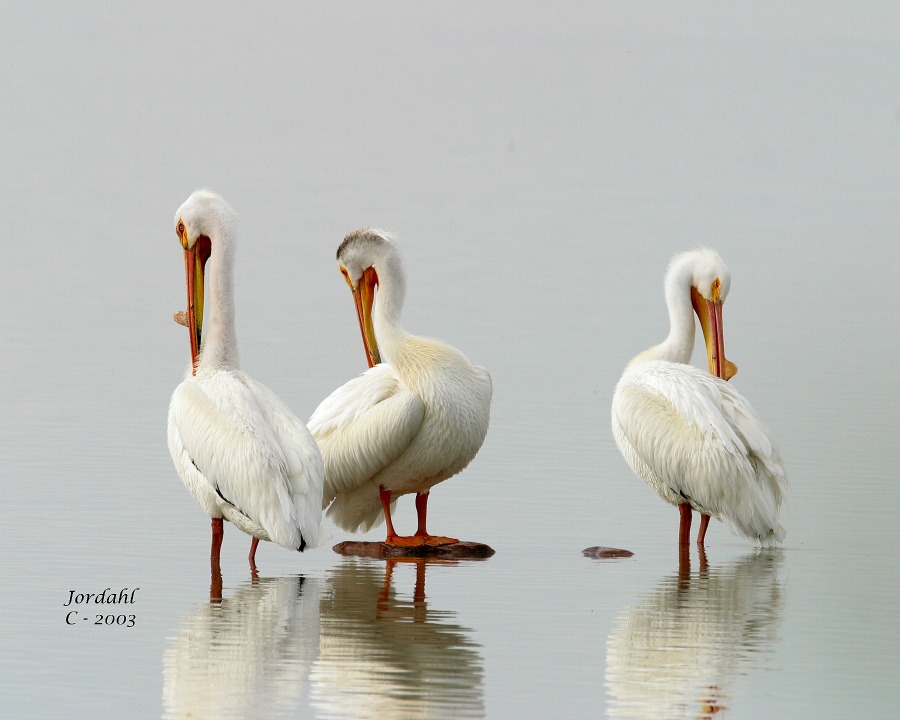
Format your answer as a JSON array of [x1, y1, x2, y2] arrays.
[[346, 266, 381, 368], [691, 286, 738, 381], [182, 235, 211, 375]]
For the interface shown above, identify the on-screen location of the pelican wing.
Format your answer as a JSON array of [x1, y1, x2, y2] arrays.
[[247, 378, 328, 548], [309, 363, 425, 501], [640, 362, 784, 475], [170, 372, 314, 550], [614, 361, 787, 536]]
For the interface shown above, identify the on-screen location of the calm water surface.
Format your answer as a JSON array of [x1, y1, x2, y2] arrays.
[[3, 3, 899, 718]]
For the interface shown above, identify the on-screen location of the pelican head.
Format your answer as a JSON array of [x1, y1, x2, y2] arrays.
[[174, 190, 236, 374], [335, 229, 398, 368], [675, 248, 738, 381]]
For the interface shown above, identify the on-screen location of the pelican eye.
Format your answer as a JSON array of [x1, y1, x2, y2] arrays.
[[340, 266, 354, 289]]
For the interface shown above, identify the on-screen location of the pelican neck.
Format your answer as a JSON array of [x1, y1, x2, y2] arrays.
[[371, 250, 410, 361], [197, 224, 240, 372], [635, 257, 696, 366]]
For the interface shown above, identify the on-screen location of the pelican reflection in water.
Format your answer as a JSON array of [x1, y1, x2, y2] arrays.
[[162, 560, 484, 719], [606, 551, 784, 719], [162, 574, 323, 719], [309, 558, 486, 719]]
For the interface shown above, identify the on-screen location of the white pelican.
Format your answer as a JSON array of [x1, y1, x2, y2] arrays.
[[611, 249, 787, 547], [308, 229, 492, 547], [167, 190, 326, 563]]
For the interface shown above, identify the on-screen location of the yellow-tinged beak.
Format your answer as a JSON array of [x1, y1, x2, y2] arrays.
[[344, 265, 381, 368], [181, 232, 211, 376], [691, 285, 738, 381]]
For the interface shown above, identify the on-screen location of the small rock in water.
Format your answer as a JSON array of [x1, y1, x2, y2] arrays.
[[173, 310, 189, 326], [334, 540, 495, 560], [582, 546, 634, 559]]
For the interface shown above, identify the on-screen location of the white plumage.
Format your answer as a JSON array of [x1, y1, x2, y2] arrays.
[[611, 249, 787, 546], [167, 190, 326, 561], [309, 229, 491, 545]]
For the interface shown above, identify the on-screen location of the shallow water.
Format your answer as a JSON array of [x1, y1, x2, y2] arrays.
[[3, 3, 900, 718]]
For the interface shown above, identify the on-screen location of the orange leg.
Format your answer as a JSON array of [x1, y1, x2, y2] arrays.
[[678, 503, 692, 546], [248, 536, 260, 564], [379, 486, 425, 547], [414, 491, 458, 546], [697, 514, 711, 547], [211, 518, 224, 559]]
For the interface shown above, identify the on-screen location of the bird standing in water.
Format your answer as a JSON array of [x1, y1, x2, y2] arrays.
[[611, 249, 787, 547], [168, 190, 327, 564]]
